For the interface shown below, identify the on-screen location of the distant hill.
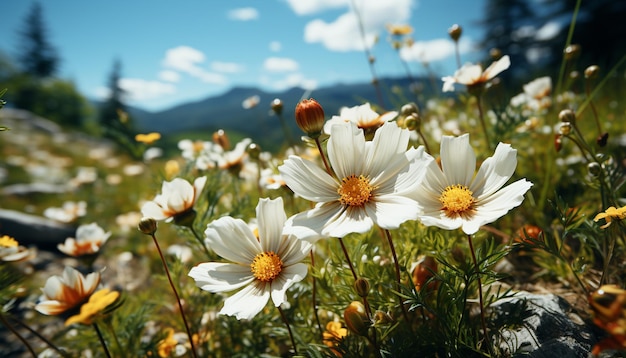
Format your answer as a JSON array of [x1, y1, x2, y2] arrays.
[[128, 76, 438, 151]]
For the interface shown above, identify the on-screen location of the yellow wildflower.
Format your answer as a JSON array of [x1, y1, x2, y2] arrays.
[[0, 235, 18, 248], [594, 206, 626, 229], [135, 132, 161, 144], [158, 328, 178, 358], [65, 288, 120, 326]]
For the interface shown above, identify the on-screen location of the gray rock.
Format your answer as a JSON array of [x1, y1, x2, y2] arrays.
[[0, 209, 75, 250], [490, 291, 596, 357]]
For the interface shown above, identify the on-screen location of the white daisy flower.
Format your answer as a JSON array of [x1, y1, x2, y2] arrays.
[[35, 266, 101, 316], [188, 197, 314, 320], [323, 102, 397, 137], [141, 177, 207, 222], [442, 55, 510, 92], [279, 121, 431, 239], [58, 223, 111, 257], [413, 133, 532, 235]]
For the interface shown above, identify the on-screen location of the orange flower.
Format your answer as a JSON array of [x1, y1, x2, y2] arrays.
[[65, 288, 120, 326], [35, 267, 101, 316]]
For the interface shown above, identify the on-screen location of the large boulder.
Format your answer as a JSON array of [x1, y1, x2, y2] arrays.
[[0, 209, 75, 250]]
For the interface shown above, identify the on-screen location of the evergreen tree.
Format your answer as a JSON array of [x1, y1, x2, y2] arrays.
[[98, 59, 138, 155], [17, 1, 59, 78]]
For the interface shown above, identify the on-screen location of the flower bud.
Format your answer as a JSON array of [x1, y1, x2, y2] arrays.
[[295, 98, 325, 139], [271, 98, 283, 116], [343, 301, 369, 336], [559, 122, 572, 136], [489, 48, 502, 61], [138, 217, 158, 235], [588, 162, 601, 177], [373, 310, 393, 325], [597, 132, 609, 147], [247, 143, 261, 160], [563, 44, 581, 61], [448, 24, 462, 42], [412, 256, 438, 292], [354, 277, 370, 298], [404, 114, 420, 131], [558, 109, 576, 123], [400, 102, 419, 117], [555, 134, 563, 152], [584, 65, 600, 80], [213, 129, 230, 150]]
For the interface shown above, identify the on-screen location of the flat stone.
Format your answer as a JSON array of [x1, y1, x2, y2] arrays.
[[0, 209, 75, 250]]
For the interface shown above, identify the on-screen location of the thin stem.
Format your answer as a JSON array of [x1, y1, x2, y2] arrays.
[[189, 226, 212, 259], [310, 250, 324, 339], [467, 234, 493, 356], [0, 312, 37, 357], [555, 0, 582, 96], [278, 306, 298, 355], [338, 238, 358, 281], [93, 322, 112, 358], [350, 0, 385, 108], [277, 113, 295, 146], [454, 41, 462, 69], [104, 319, 123, 356], [314, 137, 333, 176], [416, 130, 432, 154], [474, 95, 491, 152], [9, 315, 70, 357], [585, 81, 602, 135], [150, 233, 199, 358], [383, 229, 411, 324]]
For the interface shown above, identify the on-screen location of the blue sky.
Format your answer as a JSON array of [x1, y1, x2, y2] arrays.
[[1, 0, 487, 112]]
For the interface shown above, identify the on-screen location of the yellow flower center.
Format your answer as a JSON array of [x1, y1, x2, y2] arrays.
[[0, 235, 18, 248], [439, 184, 475, 218], [338, 175, 375, 207], [250, 251, 283, 282]]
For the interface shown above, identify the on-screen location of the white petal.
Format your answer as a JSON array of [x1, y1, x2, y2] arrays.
[[471, 142, 518, 198], [286, 202, 343, 238], [140, 201, 168, 220], [323, 206, 374, 238], [270, 263, 308, 307], [193, 176, 208, 202], [364, 122, 410, 176], [375, 146, 430, 195], [470, 179, 533, 229], [277, 233, 313, 266], [442, 76, 456, 92], [440, 134, 475, 186], [256, 198, 287, 253], [188, 263, 254, 292], [279, 156, 339, 203], [454, 64, 482, 85], [365, 196, 420, 229], [418, 211, 464, 231], [220, 281, 270, 320], [483, 55, 510, 81], [327, 122, 365, 179], [204, 217, 261, 264]]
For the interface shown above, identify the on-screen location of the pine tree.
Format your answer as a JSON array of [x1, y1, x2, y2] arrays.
[[17, 1, 59, 78]]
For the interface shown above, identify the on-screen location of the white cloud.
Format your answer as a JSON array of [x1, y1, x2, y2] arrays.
[[159, 70, 181, 83], [263, 73, 318, 91], [263, 57, 299, 72], [400, 38, 473, 64], [211, 61, 245, 73], [269, 41, 282, 52], [228, 7, 259, 21], [94, 78, 177, 102], [284, 0, 349, 15], [162, 46, 227, 84], [301, 0, 414, 51]]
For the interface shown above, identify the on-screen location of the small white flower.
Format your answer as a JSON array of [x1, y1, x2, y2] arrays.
[[279, 121, 431, 238], [188, 197, 314, 320], [141, 177, 207, 222], [323, 102, 397, 135], [442, 55, 510, 92], [413, 133, 532, 235], [58, 223, 111, 257]]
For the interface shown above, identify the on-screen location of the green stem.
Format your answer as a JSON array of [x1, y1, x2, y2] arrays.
[[9, 315, 70, 357], [93, 322, 112, 358], [151, 233, 199, 358], [315, 137, 333, 176], [278, 306, 298, 355], [467, 234, 493, 356], [310, 250, 324, 339], [475, 94, 491, 151], [555, 0, 582, 96], [384, 229, 411, 325], [0, 312, 37, 357], [189, 226, 212, 259]]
